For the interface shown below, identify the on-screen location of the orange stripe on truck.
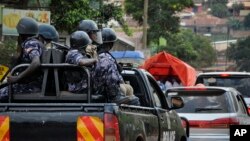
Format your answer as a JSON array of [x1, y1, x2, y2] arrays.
[[77, 116, 104, 141], [0, 116, 9, 141]]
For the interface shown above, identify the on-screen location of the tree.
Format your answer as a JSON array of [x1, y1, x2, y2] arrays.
[[153, 29, 216, 68], [227, 17, 242, 30], [50, 0, 99, 33], [0, 37, 17, 66], [50, 0, 126, 33], [244, 13, 250, 29], [125, 0, 193, 45], [211, 3, 230, 18], [231, 3, 244, 16], [227, 36, 250, 71]]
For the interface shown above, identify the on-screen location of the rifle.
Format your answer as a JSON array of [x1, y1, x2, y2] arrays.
[[51, 41, 70, 51]]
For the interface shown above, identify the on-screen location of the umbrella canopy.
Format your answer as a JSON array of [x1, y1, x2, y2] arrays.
[[140, 51, 197, 86]]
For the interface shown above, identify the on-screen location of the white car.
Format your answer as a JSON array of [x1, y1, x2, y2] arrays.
[[166, 86, 250, 141], [196, 71, 250, 112]]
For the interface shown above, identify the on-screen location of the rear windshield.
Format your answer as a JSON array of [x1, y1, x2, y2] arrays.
[[196, 76, 250, 97], [169, 92, 231, 113]]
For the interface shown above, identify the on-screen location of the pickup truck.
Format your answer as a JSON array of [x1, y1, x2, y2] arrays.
[[0, 49, 187, 141]]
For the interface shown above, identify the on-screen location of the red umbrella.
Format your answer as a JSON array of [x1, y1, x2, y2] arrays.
[[140, 51, 197, 86]]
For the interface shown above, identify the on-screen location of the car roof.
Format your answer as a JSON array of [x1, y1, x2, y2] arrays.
[[166, 86, 237, 94], [197, 71, 250, 76]]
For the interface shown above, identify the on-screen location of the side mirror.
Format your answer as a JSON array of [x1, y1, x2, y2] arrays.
[[170, 96, 184, 109]]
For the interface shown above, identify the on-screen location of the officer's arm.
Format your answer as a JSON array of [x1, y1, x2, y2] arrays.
[[16, 56, 41, 81], [79, 58, 97, 66]]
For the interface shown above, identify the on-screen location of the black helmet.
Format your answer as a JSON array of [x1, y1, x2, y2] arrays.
[[16, 17, 38, 35], [38, 24, 59, 42], [70, 31, 91, 49], [78, 20, 99, 32], [77, 20, 103, 45], [102, 28, 117, 43]]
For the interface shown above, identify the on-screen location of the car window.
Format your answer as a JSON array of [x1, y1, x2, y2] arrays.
[[197, 76, 250, 97], [173, 92, 230, 113], [148, 76, 164, 108], [237, 94, 248, 114], [231, 92, 239, 112]]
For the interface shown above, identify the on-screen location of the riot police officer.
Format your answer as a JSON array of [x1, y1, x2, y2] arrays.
[[38, 24, 59, 48], [65, 30, 97, 93], [77, 19, 103, 58], [9, 17, 44, 85], [93, 28, 140, 105], [0, 17, 44, 99]]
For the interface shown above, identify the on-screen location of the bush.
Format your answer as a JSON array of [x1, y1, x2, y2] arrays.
[[0, 37, 17, 67]]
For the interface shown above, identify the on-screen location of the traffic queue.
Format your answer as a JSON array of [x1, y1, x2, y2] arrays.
[[138, 52, 250, 141]]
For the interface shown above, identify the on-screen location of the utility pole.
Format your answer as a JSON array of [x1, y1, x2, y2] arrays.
[[143, 0, 148, 49]]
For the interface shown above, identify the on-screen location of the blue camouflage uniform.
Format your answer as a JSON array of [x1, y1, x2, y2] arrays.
[[65, 49, 89, 93], [0, 37, 43, 99], [92, 52, 123, 95]]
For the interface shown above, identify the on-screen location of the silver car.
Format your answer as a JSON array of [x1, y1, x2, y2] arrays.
[[166, 86, 250, 141], [196, 71, 250, 112]]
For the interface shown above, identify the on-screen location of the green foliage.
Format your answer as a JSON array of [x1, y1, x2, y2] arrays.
[[227, 17, 242, 30], [125, 0, 193, 44], [101, 3, 132, 35], [50, 0, 99, 33], [231, 3, 244, 15], [211, 3, 230, 18], [227, 36, 250, 71], [244, 13, 250, 28], [50, 0, 130, 35], [0, 37, 17, 66], [153, 29, 216, 68], [102, 4, 123, 23]]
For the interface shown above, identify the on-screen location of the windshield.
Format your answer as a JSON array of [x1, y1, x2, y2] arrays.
[[173, 92, 231, 113], [199, 77, 250, 97]]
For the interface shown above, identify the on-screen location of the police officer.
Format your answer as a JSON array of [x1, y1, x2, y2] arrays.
[[65, 30, 97, 93], [38, 24, 59, 48], [77, 19, 103, 59], [0, 17, 44, 99], [93, 28, 140, 105]]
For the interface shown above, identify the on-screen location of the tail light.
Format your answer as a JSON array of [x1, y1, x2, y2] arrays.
[[186, 117, 239, 128], [104, 113, 120, 141], [219, 74, 231, 77], [0, 116, 10, 141]]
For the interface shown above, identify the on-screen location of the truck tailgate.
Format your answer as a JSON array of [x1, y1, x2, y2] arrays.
[[0, 103, 105, 141]]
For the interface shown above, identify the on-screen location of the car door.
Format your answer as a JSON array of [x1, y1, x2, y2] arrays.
[[147, 75, 183, 141]]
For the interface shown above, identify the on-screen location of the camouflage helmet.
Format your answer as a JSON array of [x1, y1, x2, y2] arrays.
[[16, 17, 38, 35], [70, 31, 92, 49]]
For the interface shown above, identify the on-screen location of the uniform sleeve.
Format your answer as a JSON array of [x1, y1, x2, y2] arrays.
[[28, 50, 41, 60], [94, 54, 123, 90], [23, 40, 42, 61], [66, 51, 85, 65]]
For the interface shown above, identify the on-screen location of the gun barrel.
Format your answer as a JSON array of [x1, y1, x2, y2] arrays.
[[51, 41, 70, 50]]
